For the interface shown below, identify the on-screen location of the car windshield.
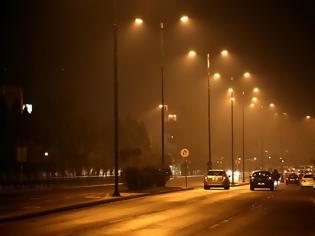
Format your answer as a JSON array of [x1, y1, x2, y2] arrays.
[[252, 171, 271, 177], [288, 174, 298, 178], [303, 175, 313, 178], [208, 171, 225, 176]]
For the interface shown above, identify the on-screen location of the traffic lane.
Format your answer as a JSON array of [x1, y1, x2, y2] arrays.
[[208, 184, 315, 236], [0, 185, 272, 236]]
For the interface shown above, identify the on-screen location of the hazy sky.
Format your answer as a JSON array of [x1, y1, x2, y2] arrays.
[[2, 0, 315, 168]]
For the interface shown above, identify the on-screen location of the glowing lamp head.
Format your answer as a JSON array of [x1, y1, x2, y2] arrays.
[[253, 88, 259, 93], [188, 50, 196, 57], [221, 50, 229, 57], [250, 103, 255, 108], [134, 18, 143, 25], [180, 15, 189, 23], [306, 115, 311, 120], [243, 72, 251, 78], [269, 103, 275, 108], [228, 88, 233, 93], [252, 97, 258, 102], [213, 73, 221, 80]]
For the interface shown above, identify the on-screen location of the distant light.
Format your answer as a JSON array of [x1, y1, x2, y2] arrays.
[[44, 152, 49, 157], [228, 88, 233, 93], [221, 50, 229, 57], [168, 114, 177, 121], [213, 73, 221, 80], [250, 103, 255, 108], [230, 97, 235, 102], [23, 104, 33, 114], [269, 103, 275, 108], [158, 104, 168, 111], [253, 88, 259, 93], [265, 150, 268, 153], [243, 72, 251, 78], [253, 157, 257, 161], [252, 97, 258, 102], [180, 15, 189, 23], [134, 18, 143, 25], [188, 50, 196, 57], [282, 112, 288, 116], [306, 115, 311, 120], [268, 156, 272, 159]]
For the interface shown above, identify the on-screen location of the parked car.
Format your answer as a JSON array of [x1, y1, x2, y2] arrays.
[[250, 170, 275, 191], [204, 169, 230, 190], [285, 173, 299, 185], [299, 174, 313, 188]]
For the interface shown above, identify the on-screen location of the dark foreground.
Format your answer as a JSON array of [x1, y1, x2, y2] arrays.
[[0, 184, 314, 236]]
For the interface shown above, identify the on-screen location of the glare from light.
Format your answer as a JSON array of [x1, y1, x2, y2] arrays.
[[44, 152, 49, 157], [221, 50, 229, 57], [269, 103, 275, 108], [306, 115, 311, 120], [253, 88, 259, 93], [250, 103, 255, 108], [134, 18, 143, 25], [230, 97, 235, 102], [188, 50, 196, 57], [23, 104, 33, 114], [252, 97, 258, 102], [180, 15, 189, 23], [213, 73, 221, 80], [253, 157, 257, 161], [228, 88, 233, 93], [243, 72, 251, 78]]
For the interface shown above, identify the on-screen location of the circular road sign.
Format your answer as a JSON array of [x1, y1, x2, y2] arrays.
[[180, 148, 189, 158]]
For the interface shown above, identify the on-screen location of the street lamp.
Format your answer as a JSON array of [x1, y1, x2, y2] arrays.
[[180, 15, 189, 23], [134, 18, 143, 25], [229, 87, 235, 184], [221, 50, 229, 57], [188, 50, 197, 57]]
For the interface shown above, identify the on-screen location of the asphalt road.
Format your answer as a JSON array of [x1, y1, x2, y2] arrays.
[[0, 184, 314, 236]]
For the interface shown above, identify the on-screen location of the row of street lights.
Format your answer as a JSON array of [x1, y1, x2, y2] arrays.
[[111, 10, 284, 196]]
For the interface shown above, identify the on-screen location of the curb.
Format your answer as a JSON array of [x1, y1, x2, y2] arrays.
[[0, 187, 193, 223]]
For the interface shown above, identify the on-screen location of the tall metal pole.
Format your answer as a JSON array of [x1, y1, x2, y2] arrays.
[[112, 0, 120, 197], [160, 21, 165, 168], [242, 91, 245, 182], [206, 53, 212, 170], [231, 90, 235, 185]]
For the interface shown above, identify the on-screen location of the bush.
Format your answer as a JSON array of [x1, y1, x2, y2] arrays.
[[124, 166, 171, 190]]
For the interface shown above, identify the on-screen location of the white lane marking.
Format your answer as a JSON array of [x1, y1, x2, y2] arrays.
[[209, 223, 220, 229]]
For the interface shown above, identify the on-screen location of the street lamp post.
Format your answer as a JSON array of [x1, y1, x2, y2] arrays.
[[241, 91, 245, 182], [206, 53, 212, 169], [230, 88, 235, 185], [160, 21, 165, 168], [112, 0, 120, 197]]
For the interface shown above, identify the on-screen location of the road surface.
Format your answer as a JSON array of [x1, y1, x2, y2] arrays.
[[0, 184, 314, 236]]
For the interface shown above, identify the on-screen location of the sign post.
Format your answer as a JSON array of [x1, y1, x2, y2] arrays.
[[180, 148, 190, 188]]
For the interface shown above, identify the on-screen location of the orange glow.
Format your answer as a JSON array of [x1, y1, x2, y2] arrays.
[[250, 103, 255, 108], [253, 88, 259, 93], [213, 73, 221, 80], [252, 97, 258, 102], [134, 18, 143, 25], [180, 15, 189, 23], [244, 72, 251, 78], [188, 50, 196, 57], [306, 115, 311, 119], [221, 50, 229, 57], [269, 103, 275, 108], [228, 88, 233, 93]]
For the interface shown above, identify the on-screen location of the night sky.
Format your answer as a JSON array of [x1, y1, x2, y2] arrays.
[[2, 0, 315, 166]]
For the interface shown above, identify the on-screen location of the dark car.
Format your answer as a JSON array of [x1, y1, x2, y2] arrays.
[[250, 170, 275, 191], [204, 169, 230, 190], [285, 173, 299, 185]]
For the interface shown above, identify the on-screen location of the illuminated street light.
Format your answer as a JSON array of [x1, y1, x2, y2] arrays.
[[250, 103, 255, 108], [228, 88, 234, 93], [306, 115, 311, 119], [243, 72, 251, 78], [221, 50, 229, 57], [188, 50, 197, 57], [252, 97, 258, 102], [168, 114, 177, 121], [134, 18, 143, 25], [180, 15, 189, 23], [269, 103, 275, 108], [253, 87, 259, 93], [158, 104, 168, 111], [44, 152, 49, 157], [213, 73, 221, 80]]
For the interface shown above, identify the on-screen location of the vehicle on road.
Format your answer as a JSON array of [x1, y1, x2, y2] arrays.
[[299, 174, 313, 188], [250, 170, 275, 191], [204, 169, 230, 190], [285, 173, 299, 185]]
